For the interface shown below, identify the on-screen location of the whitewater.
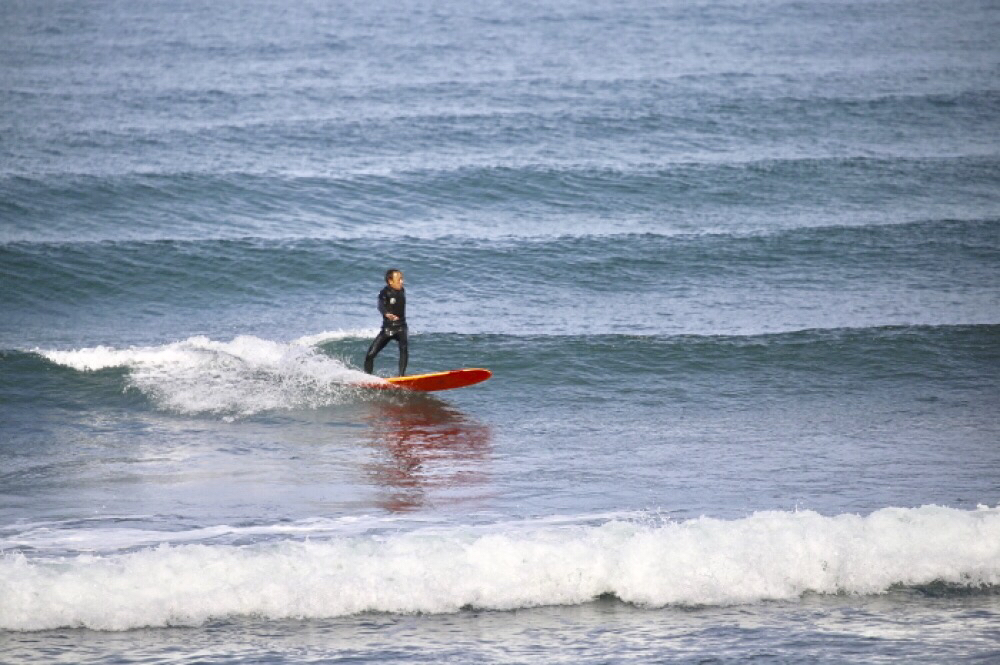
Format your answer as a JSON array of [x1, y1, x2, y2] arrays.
[[4, 506, 998, 632], [36, 333, 382, 417]]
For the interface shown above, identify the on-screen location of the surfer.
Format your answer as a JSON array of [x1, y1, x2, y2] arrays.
[[364, 269, 408, 376]]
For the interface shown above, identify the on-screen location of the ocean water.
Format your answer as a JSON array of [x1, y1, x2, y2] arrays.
[[2, 0, 1000, 661]]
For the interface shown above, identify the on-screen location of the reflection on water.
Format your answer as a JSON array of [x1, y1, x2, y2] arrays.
[[364, 395, 493, 512]]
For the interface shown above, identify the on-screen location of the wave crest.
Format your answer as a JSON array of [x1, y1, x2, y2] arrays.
[[38, 334, 378, 417], [2, 505, 997, 631]]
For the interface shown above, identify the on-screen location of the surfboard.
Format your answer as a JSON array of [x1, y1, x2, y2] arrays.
[[370, 368, 492, 392]]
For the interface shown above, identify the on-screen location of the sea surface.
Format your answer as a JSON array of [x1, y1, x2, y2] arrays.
[[2, 0, 1000, 662]]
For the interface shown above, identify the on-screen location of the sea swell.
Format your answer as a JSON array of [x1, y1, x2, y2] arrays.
[[3, 218, 997, 307], [7, 324, 997, 417], [3, 156, 998, 242]]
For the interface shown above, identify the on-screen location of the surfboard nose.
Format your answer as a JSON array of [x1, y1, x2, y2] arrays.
[[385, 368, 492, 392]]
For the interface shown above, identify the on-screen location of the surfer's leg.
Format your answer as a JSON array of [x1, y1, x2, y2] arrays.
[[396, 328, 408, 377], [364, 330, 391, 374]]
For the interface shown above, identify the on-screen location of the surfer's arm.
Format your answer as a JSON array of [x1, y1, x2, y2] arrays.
[[377, 289, 399, 321]]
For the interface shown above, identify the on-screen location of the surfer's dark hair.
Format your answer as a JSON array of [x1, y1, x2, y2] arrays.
[[385, 268, 401, 284]]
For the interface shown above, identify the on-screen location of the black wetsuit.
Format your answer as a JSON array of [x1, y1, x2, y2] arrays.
[[364, 285, 407, 375]]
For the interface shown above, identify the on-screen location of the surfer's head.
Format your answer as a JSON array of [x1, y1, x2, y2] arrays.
[[385, 269, 403, 290]]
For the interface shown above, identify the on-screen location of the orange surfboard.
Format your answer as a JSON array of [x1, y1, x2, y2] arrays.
[[371, 368, 492, 392]]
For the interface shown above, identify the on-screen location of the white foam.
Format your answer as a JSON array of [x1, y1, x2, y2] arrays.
[[0, 515, 434, 554], [293, 328, 379, 347], [2, 505, 998, 631], [38, 334, 382, 416]]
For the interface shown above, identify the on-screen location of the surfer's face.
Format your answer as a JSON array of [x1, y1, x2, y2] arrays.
[[387, 272, 404, 290]]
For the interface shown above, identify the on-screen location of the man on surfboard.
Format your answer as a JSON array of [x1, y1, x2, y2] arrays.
[[364, 269, 408, 376]]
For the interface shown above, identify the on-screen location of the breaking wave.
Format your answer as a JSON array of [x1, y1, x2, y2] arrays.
[[37, 332, 380, 417], [1, 505, 998, 631]]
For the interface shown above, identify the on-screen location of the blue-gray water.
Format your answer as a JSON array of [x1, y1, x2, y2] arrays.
[[2, 0, 1000, 662]]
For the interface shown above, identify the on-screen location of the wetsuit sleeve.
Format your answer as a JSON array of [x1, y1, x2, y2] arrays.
[[377, 288, 388, 317]]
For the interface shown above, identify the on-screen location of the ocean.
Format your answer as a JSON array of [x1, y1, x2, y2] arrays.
[[2, 0, 999, 661]]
